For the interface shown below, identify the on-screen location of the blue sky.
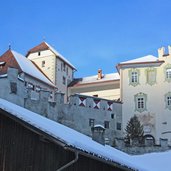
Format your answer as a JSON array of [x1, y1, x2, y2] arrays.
[[1, 0, 171, 77]]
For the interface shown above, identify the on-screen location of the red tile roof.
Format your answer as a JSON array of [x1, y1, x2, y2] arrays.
[[26, 42, 49, 56], [0, 50, 22, 74]]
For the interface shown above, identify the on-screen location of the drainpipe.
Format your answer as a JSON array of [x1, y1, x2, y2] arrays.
[[56, 151, 79, 171]]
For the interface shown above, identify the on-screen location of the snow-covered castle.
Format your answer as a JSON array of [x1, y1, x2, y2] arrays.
[[0, 42, 171, 146]]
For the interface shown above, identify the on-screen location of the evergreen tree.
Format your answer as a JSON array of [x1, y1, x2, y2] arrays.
[[125, 115, 144, 145]]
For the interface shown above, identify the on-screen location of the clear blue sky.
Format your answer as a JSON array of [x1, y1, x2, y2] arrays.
[[1, 0, 171, 77]]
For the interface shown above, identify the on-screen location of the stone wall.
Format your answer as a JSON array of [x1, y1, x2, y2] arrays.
[[0, 68, 122, 145]]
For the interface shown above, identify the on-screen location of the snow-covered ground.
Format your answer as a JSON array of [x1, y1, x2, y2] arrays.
[[0, 98, 170, 171]]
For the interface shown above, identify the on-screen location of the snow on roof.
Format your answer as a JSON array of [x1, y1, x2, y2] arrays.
[[0, 61, 5, 65], [94, 124, 105, 129], [0, 73, 7, 78], [1, 98, 171, 171], [120, 55, 158, 64], [45, 42, 76, 70], [75, 73, 120, 85], [0, 98, 136, 170], [11, 50, 55, 87]]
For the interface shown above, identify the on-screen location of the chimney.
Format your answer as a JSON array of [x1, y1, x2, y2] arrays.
[[91, 125, 105, 145], [158, 47, 165, 58], [97, 69, 102, 80], [168, 45, 171, 56]]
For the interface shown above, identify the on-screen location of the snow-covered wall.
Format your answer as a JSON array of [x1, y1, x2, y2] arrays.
[[0, 68, 122, 145]]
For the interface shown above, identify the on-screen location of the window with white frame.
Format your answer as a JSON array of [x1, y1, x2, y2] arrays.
[[134, 92, 147, 112], [132, 71, 138, 83], [166, 68, 171, 79], [165, 92, 171, 110], [129, 69, 140, 86], [146, 68, 156, 85], [165, 64, 171, 82]]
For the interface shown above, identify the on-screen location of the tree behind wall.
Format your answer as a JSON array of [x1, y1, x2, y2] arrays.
[[125, 115, 144, 146]]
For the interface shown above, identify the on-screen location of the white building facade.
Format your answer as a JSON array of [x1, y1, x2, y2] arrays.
[[117, 46, 171, 145], [26, 42, 76, 101]]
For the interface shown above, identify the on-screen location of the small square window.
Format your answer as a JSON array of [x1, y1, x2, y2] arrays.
[[63, 63, 66, 71], [66, 67, 69, 75], [10, 82, 17, 94], [104, 121, 109, 129], [116, 122, 121, 130], [165, 92, 171, 110], [42, 61, 45, 67], [93, 95, 98, 97], [111, 113, 114, 119], [63, 76, 66, 85], [89, 119, 95, 127]]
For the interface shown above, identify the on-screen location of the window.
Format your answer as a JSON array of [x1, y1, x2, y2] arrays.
[[165, 92, 171, 110], [111, 113, 114, 119], [167, 96, 171, 106], [61, 62, 63, 71], [104, 121, 109, 129], [116, 122, 122, 130], [134, 92, 147, 112], [38, 51, 41, 56], [63, 63, 66, 71], [132, 71, 138, 83], [62, 76, 66, 85], [10, 82, 17, 94], [166, 68, 171, 79], [93, 95, 98, 97], [42, 60, 45, 67], [66, 67, 69, 75], [146, 68, 156, 85], [165, 64, 171, 82], [129, 69, 140, 86], [89, 119, 95, 127]]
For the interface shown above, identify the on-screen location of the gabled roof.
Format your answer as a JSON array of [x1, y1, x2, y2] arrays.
[[117, 55, 164, 71], [69, 73, 120, 87], [120, 55, 158, 64], [0, 50, 55, 87], [26, 42, 76, 70]]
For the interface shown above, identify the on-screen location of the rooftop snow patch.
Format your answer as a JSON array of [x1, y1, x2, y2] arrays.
[[77, 73, 120, 85], [120, 55, 158, 64], [11, 50, 55, 87], [1, 98, 171, 171]]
